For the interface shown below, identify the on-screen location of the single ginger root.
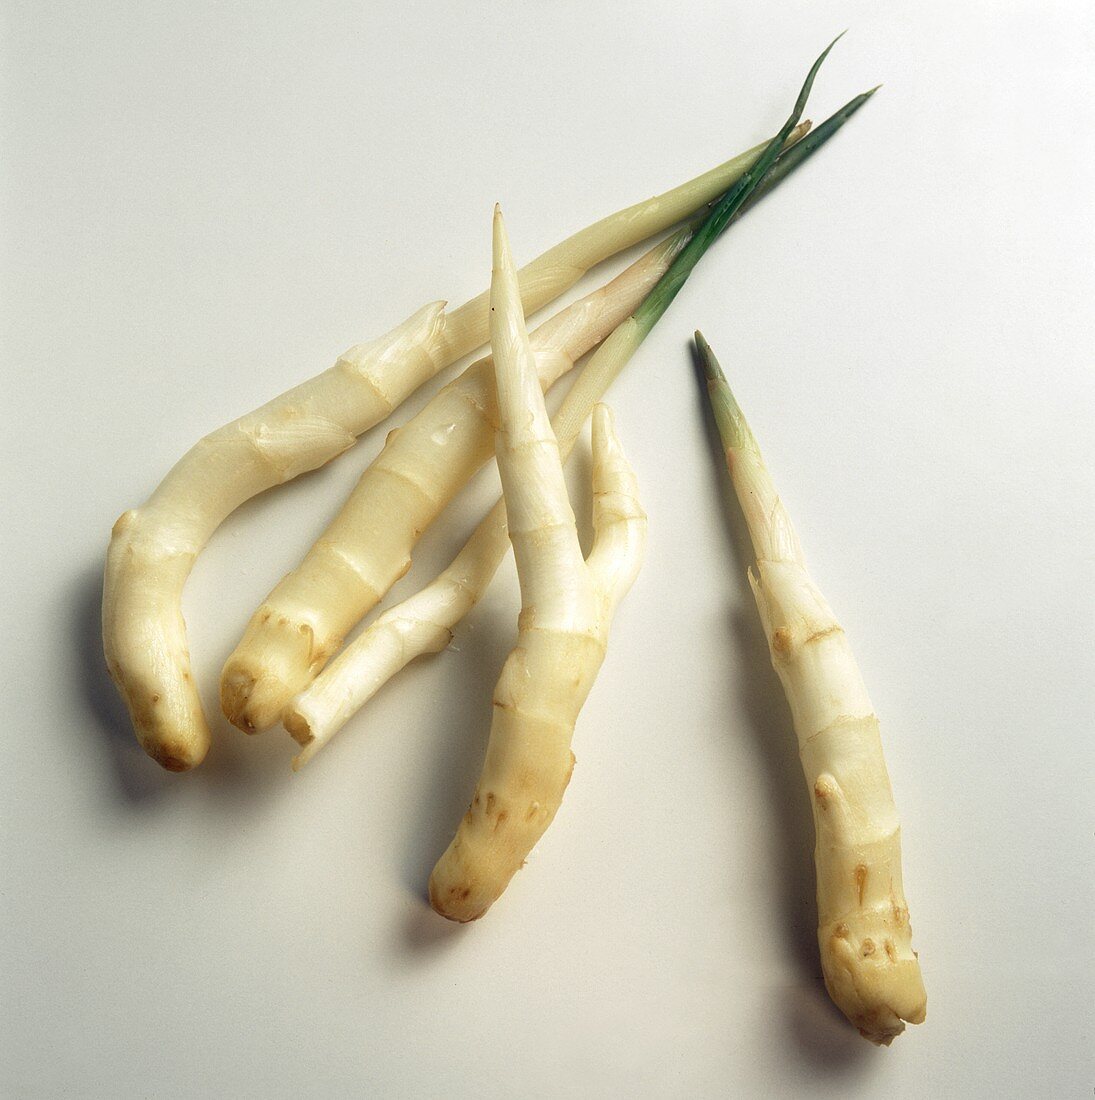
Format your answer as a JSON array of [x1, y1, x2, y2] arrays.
[[696, 332, 926, 1045], [428, 209, 646, 921]]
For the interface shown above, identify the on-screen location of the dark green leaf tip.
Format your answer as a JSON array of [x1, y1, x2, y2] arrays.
[[632, 37, 845, 335]]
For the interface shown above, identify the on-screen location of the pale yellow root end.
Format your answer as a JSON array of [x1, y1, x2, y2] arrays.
[[106, 657, 210, 771], [220, 665, 294, 734], [139, 731, 206, 772], [821, 920, 927, 1045], [281, 707, 314, 749], [427, 743, 575, 924]]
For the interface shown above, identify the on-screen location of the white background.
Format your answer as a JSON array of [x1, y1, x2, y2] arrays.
[[3, 2, 1093, 1096]]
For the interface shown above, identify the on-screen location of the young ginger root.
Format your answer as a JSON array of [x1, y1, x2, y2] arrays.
[[428, 208, 645, 921], [217, 130, 811, 739], [696, 332, 926, 1045], [103, 305, 445, 770], [104, 131, 799, 770], [284, 87, 880, 767], [219, 227, 677, 736]]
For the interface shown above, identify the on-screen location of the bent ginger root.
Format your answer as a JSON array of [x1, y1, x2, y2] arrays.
[[429, 209, 645, 922], [105, 127, 803, 770], [696, 332, 926, 1045]]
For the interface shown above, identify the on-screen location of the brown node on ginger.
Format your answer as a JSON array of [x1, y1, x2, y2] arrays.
[[814, 776, 834, 805], [802, 624, 842, 648]]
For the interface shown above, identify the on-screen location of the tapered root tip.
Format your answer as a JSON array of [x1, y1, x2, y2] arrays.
[[694, 330, 723, 383], [141, 735, 206, 772], [491, 205, 515, 287], [694, 335, 758, 457], [427, 870, 489, 923], [695, 327, 717, 380]]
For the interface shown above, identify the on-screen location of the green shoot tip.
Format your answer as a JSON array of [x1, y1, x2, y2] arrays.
[[694, 334, 756, 456], [695, 330, 726, 387], [693, 331, 724, 384]]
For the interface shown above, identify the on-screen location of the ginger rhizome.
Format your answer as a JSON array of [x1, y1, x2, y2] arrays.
[[696, 332, 926, 1045], [218, 128, 817, 738], [428, 209, 646, 922], [284, 64, 878, 768], [103, 128, 807, 770], [429, 40, 853, 918]]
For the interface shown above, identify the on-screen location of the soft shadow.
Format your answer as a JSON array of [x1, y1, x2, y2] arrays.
[[395, 903, 467, 962], [396, 599, 513, 917], [783, 984, 880, 1074], [73, 562, 291, 808], [72, 565, 176, 803], [689, 339, 866, 1064]]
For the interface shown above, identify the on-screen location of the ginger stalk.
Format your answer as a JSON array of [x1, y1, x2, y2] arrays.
[[695, 332, 926, 1045], [283, 67, 877, 767], [220, 228, 686, 734], [104, 126, 809, 770], [428, 208, 647, 922], [427, 37, 845, 920], [219, 126, 819, 737], [225, 84, 866, 737]]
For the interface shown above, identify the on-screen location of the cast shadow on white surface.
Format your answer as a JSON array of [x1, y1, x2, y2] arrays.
[[73, 564, 290, 805], [390, 437, 600, 956], [689, 341, 869, 1069], [392, 600, 516, 950]]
